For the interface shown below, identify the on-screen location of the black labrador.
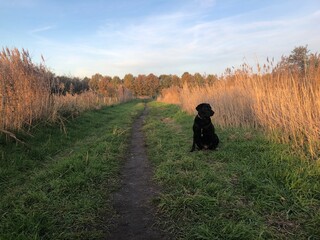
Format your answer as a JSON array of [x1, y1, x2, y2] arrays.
[[190, 103, 219, 152]]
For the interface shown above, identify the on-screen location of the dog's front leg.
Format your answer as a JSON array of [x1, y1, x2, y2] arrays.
[[192, 130, 203, 152]]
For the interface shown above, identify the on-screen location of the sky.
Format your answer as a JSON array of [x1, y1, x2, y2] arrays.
[[1, 0, 320, 78]]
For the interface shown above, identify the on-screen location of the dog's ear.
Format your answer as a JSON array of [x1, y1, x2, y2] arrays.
[[196, 103, 204, 112], [206, 103, 212, 108]]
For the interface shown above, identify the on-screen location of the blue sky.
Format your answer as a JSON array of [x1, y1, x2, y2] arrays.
[[1, 0, 320, 78]]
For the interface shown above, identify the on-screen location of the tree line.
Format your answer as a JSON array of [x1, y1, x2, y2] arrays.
[[53, 72, 219, 97], [52, 45, 318, 98], [1, 45, 317, 135]]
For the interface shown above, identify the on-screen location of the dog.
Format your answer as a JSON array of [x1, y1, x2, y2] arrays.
[[190, 103, 219, 152]]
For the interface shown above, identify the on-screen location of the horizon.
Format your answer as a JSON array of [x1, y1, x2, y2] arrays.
[[1, 0, 320, 78]]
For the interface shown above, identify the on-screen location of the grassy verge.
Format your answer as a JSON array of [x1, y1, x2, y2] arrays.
[[0, 100, 145, 240], [144, 101, 320, 240]]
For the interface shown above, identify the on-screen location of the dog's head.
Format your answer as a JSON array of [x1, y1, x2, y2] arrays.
[[196, 103, 214, 119]]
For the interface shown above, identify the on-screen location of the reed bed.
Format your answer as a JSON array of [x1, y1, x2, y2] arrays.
[[157, 86, 181, 104], [0, 48, 134, 138], [52, 87, 134, 120], [159, 61, 320, 159], [0, 48, 53, 132]]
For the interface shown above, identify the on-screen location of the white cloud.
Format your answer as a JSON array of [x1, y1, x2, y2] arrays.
[[29, 25, 55, 34], [31, 3, 320, 78]]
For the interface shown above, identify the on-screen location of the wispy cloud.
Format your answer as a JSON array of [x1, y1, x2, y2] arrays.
[[29, 25, 55, 34], [27, 1, 320, 78]]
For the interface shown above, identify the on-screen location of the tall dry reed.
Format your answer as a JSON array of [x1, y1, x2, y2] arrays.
[[0, 48, 53, 132], [159, 61, 320, 159], [0, 48, 134, 138], [51, 86, 134, 121], [157, 86, 181, 104]]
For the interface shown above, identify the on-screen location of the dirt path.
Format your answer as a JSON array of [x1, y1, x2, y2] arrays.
[[107, 105, 169, 240]]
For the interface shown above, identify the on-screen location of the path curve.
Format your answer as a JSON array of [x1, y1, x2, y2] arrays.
[[107, 105, 168, 240]]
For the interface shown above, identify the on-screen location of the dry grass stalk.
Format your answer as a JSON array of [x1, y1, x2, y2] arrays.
[[159, 60, 320, 159], [51, 87, 134, 121], [0, 47, 53, 132], [158, 86, 181, 104], [0, 48, 134, 139]]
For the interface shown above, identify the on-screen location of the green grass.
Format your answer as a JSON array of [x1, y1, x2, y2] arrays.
[[2, 100, 319, 240], [0, 100, 145, 240], [144, 101, 320, 240]]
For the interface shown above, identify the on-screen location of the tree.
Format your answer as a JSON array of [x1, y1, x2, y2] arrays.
[[146, 73, 160, 97], [275, 45, 311, 75], [124, 73, 134, 91], [172, 75, 181, 87], [97, 75, 119, 98], [159, 74, 172, 89], [89, 73, 103, 92], [135, 74, 147, 96], [288, 45, 310, 73], [112, 76, 121, 85], [52, 76, 89, 95], [194, 73, 205, 87], [206, 74, 218, 85], [181, 72, 195, 87]]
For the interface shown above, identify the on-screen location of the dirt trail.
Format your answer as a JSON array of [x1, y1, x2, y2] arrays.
[[107, 105, 169, 240]]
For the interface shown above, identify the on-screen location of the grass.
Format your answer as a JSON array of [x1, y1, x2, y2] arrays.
[[0, 100, 145, 239], [144, 101, 320, 240], [2, 99, 319, 239], [158, 58, 320, 159]]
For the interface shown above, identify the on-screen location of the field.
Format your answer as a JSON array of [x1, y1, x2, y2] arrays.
[[1, 100, 319, 239], [0, 100, 144, 239], [1, 0, 320, 237], [144, 102, 320, 239], [158, 59, 320, 160]]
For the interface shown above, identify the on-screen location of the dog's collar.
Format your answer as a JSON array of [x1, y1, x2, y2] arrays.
[[197, 114, 203, 119]]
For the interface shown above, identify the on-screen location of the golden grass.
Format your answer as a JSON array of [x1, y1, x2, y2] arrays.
[[0, 48, 134, 137], [51, 92, 103, 121], [158, 86, 181, 104], [159, 61, 320, 159], [52, 87, 134, 120], [0, 48, 53, 132]]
